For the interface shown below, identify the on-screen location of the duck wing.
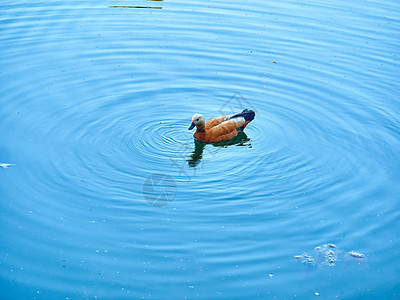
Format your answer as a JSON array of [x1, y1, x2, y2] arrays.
[[210, 117, 245, 135], [203, 119, 241, 143], [205, 116, 229, 130]]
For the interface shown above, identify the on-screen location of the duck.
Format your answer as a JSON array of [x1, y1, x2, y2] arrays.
[[188, 109, 255, 143]]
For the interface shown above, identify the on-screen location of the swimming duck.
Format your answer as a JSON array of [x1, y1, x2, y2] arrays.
[[188, 109, 255, 143]]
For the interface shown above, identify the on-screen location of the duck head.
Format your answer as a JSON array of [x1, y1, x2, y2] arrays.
[[188, 113, 205, 130]]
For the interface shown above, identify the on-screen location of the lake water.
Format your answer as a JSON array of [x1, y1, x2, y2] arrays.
[[1, 0, 399, 299]]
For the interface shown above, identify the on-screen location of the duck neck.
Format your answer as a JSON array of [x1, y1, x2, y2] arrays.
[[196, 125, 205, 132]]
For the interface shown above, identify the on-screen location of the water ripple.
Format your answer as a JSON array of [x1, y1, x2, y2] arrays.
[[1, 0, 400, 299]]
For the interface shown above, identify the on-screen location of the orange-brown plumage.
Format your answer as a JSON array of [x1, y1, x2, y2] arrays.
[[188, 110, 255, 143]]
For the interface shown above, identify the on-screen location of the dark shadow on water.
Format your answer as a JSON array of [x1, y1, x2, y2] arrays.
[[188, 132, 251, 167], [109, 6, 162, 9], [110, 0, 163, 9]]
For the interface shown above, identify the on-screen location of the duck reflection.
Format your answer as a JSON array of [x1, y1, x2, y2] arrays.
[[188, 132, 251, 167]]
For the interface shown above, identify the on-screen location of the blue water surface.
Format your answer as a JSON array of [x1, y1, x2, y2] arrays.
[[1, 0, 400, 299]]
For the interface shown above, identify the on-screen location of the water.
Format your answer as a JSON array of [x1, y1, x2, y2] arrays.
[[1, 0, 399, 299]]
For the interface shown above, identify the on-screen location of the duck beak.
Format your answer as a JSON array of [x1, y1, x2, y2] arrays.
[[188, 122, 195, 130]]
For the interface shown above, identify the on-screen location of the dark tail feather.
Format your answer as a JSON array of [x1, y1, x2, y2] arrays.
[[229, 109, 255, 132], [229, 109, 255, 122]]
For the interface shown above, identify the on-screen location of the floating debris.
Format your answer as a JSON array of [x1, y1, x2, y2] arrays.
[[296, 243, 366, 268], [270, 61, 277, 64], [294, 253, 315, 266], [325, 249, 336, 265], [314, 243, 337, 266], [0, 163, 15, 168], [348, 251, 364, 258]]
